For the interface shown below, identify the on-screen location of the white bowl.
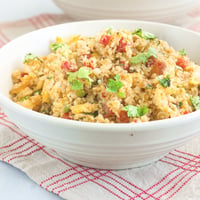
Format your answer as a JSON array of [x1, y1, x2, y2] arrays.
[[1, 20, 200, 169], [53, 0, 199, 23]]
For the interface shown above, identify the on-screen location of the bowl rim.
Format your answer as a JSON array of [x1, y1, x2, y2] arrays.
[[1, 19, 200, 131]]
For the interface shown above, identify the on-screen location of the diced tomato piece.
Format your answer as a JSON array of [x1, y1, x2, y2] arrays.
[[103, 104, 115, 118], [83, 54, 91, 59], [184, 111, 189, 115], [176, 56, 189, 70], [62, 113, 71, 119], [146, 56, 167, 75], [84, 60, 94, 69], [119, 61, 129, 71], [61, 61, 77, 72], [117, 37, 127, 53], [118, 110, 129, 123], [99, 35, 111, 46], [101, 92, 106, 98], [21, 72, 28, 77], [132, 119, 138, 123], [87, 62, 94, 69]]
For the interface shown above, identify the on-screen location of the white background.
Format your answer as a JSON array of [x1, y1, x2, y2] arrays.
[[0, 1, 64, 199]]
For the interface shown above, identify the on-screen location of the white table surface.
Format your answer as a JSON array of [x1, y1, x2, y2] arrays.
[[0, 0, 64, 199]]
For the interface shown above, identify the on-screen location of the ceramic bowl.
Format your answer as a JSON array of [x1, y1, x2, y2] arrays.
[[1, 20, 200, 169], [53, 0, 199, 23]]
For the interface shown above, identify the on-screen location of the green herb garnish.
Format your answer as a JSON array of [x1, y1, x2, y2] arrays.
[[158, 75, 171, 88], [64, 105, 70, 113], [175, 65, 183, 71], [118, 92, 125, 98], [77, 67, 93, 83], [76, 89, 86, 97], [24, 53, 41, 63], [33, 90, 42, 95], [130, 48, 157, 65], [137, 106, 149, 117], [146, 83, 152, 89], [83, 111, 98, 117], [106, 27, 113, 35], [47, 76, 53, 79], [70, 79, 83, 90], [179, 49, 187, 56], [106, 74, 123, 93], [19, 96, 28, 102], [50, 43, 68, 52], [123, 105, 149, 118], [93, 79, 99, 85], [190, 96, 200, 110], [178, 102, 183, 107], [68, 67, 93, 91], [132, 28, 156, 40]]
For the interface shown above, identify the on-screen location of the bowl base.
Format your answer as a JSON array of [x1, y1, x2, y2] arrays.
[[57, 153, 167, 170]]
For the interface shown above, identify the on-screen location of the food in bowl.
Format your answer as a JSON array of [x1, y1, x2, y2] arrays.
[[9, 27, 200, 123], [1, 20, 200, 169]]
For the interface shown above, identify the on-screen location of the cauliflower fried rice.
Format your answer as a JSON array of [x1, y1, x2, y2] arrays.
[[9, 28, 200, 123]]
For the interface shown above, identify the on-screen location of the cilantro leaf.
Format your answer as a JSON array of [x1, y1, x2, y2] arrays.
[[50, 43, 68, 52], [76, 89, 86, 97], [178, 102, 183, 107], [68, 71, 78, 83], [106, 75, 123, 93], [137, 106, 149, 117], [70, 79, 83, 90], [77, 67, 93, 83], [67, 67, 93, 91], [24, 53, 41, 63], [114, 74, 120, 81], [130, 47, 157, 65], [145, 83, 152, 89], [118, 92, 125, 98], [190, 96, 200, 110], [19, 96, 28, 102], [123, 105, 149, 117], [33, 89, 42, 95], [179, 49, 187, 56], [175, 65, 183, 71], [157, 75, 171, 88], [132, 28, 156, 40], [106, 27, 113, 35], [64, 105, 70, 113], [83, 111, 98, 117], [47, 76, 53, 79], [123, 105, 138, 117]]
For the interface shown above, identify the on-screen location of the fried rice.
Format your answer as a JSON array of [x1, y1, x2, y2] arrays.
[[9, 28, 200, 123]]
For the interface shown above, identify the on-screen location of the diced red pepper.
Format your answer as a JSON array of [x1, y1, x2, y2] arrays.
[[184, 111, 189, 115], [103, 104, 115, 118], [21, 72, 28, 77], [176, 56, 189, 70], [118, 110, 129, 123], [119, 61, 129, 71], [146, 56, 167, 75], [61, 61, 77, 72], [117, 37, 127, 53], [101, 92, 106, 98], [62, 113, 71, 119], [99, 35, 111, 46], [83, 60, 94, 69], [83, 53, 91, 59]]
